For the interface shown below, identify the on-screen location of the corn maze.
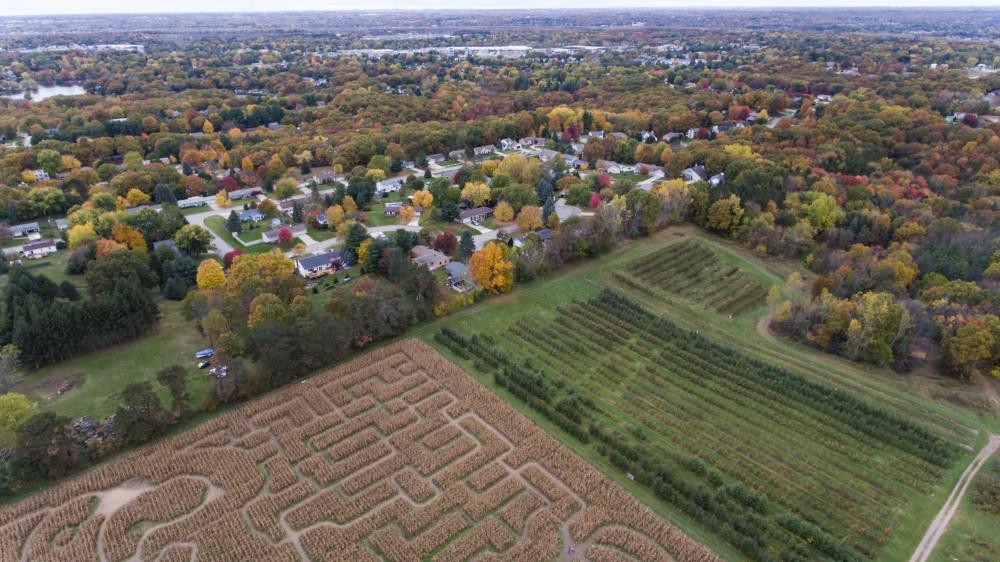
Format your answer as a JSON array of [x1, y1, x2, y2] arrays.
[[435, 289, 967, 562], [0, 340, 719, 562], [613, 239, 768, 316]]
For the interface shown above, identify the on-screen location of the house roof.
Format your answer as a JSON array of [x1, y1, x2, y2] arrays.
[[296, 250, 341, 270], [21, 239, 57, 252], [10, 222, 40, 234], [264, 223, 306, 239], [444, 261, 470, 279], [459, 207, 492, 219]]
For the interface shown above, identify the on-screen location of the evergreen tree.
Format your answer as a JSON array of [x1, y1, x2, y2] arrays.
[[292, 201, 304, 223], [154, 183, 177, 205], [114, 382, 168, 446], [542, 196, 556, 221], [226, 210, 242, 234], [459, 231, 475, 261]]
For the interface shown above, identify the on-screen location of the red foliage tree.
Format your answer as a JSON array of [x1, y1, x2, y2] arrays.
[[277, 226, 293, 245], [223, 249, 242, 268], [589, 191, 603, 209], [432, 231, 458, 256]]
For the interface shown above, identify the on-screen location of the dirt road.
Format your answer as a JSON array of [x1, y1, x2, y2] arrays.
[[908, 434, 1000, 562]]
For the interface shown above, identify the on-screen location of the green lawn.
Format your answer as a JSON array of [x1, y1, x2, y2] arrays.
[[610, 171, 650, 183], [9, 300, 213, 422], [10, 250, 83, 288], [306, 226, 337, 241], [180, 205, 211, 216]]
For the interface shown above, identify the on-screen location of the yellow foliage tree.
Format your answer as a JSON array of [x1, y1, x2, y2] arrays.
[[469, 243, 514, 294], [365, 168, 387, 182], [215, 191, 231, 207], [125, 188, 151, 208], [494, 200, 514, 222], [411, 190, 433, 208], [225, 250, 300, 303], [516, 205, 543, 231], [241, 156, 255, 171], [399, 206, 416, 224], [357, 239, 373, 265], [68, 223, 97, 249], [460, 182, 491, 207], [202, 120, 215, 135], [342, 195, 358, 214], [111, 223, 148, 253], [196, 259, 226, 290], [326, 205, 345, 228]]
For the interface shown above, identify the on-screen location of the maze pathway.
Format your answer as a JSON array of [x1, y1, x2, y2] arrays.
[[0, 340, 719, 562]]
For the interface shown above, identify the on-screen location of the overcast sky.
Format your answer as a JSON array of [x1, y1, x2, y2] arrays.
[[2, 0, 999, 17]]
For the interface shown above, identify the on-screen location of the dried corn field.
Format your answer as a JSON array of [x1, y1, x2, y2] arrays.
[[0, 339, 718, 562]]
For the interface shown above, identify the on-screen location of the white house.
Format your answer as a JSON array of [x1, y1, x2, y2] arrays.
[[473, 144, 496, 156], [177, 196, 212, 209], [376, 176, 406, 196], [500, 138, 520, 150], [262, 223, 306, 243], [9, 222, 40, 238], [19, 239, 58, 259], [459, 207, 492, 225], [295, 251, 343, 278]]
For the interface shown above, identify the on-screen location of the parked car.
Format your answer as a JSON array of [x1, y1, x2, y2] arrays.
[[197, 360, 210, 369], [195, 347, 214, 359]]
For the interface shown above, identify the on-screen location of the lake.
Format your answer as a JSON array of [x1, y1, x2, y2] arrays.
[[1, 85, 87, 101]]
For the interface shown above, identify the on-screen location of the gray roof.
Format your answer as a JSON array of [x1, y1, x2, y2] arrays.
[[444, 261, 469, 277], [297, 250, 341, 270], [459, 207, 492, 220], [9, 222, 40, 235], [21, 239, 57, 252]]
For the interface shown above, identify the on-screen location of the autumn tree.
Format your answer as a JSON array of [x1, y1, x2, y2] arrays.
[[196, 259, 226, 289], [411, 190, 433, 208], [460, 182, 491, 207], [517, 205, 543, 231], [494, 201, 514, 222], [0, 392, 35, 445], [469, 242, 514, 294]]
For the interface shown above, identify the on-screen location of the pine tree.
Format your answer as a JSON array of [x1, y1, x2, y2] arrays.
[[226, 210, 242, 234], [459, 231, 475, 261], [292, 201, 304, 223]]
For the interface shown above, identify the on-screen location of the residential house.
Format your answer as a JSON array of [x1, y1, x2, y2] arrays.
[[499, 138, 520, 150], [608, 132, 627, 140], [641, 130, 658, 143], [538, 148, 561, 162], [262, 223, 306, 243], [681, 165, 708, 184], [448, 149, 467, 161], [585, 131, 605, 140], [31, 169, 49, 181], [177, 195, 212, 209], [313, 212, 328, 228], [662, 132, 685, 143], [512, 228, 552, 249], [444, 261, 474, 291], [240, 209, 265, 222], [295, 251, 343, 278], [279, 197, 308, 215], [9, 222, 41, 238], [384, 202, 403, 216], [473, 144, 496, 156], [376, 176, 406, 196], [458, 207, 492, 225], [595, 159, 623, 174], [229, 187, 264, 200], [19, 239, 58, 259], [709, 173, 725, 187], [126, 204, 162, 215], [563, 156, 583, 169], [54, 218, 68, 230], [411, 245, 451, 271], [426, 153, 445, 164]]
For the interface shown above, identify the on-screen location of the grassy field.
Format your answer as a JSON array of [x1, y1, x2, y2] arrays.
[[8, 300, 213, 422], [417, 227, 996, 562], [8, 250, 83, 288], [930, 451, 1000, 562]]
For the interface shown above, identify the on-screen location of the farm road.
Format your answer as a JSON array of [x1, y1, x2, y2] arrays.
[[909, 434, 1000, 562]]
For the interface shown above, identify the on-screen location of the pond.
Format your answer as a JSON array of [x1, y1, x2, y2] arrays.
[[1, 84, 87, 101]]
